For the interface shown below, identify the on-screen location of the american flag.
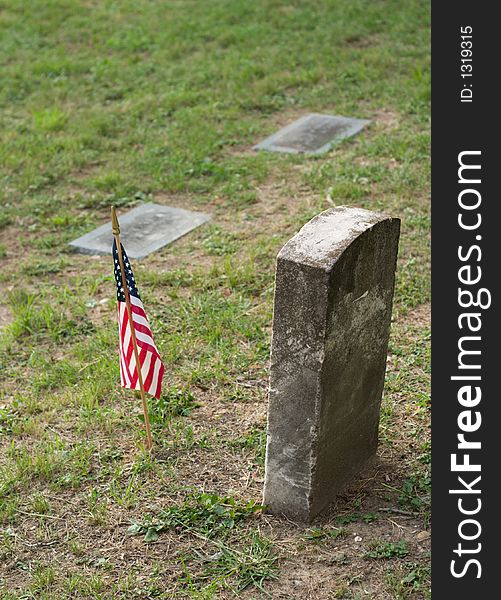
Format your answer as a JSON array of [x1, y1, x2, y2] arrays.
[[113, 239, 164, 400]]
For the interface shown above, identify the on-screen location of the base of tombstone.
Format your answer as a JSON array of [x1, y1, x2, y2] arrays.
[[263, 206, 400, 523]]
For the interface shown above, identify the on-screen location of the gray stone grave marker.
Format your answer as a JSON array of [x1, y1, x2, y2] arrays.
[[263, 206, 400, 522], [254, 113, 370, 155], [69, 203, 210, 259]]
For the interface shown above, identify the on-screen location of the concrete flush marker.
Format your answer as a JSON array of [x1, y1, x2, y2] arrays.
[[69, 203, 210, 259], [254, 113, 370, 155]]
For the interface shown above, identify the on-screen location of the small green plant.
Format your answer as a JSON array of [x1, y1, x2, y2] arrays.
[[30, 493, 51, 515], [3, 439, 66, 491], [334, 514, 359, 525], [304, 526, 345, 543], [32, 107, 68, 132], [0, 496, 19, 524], [365, 540, 409, 560], [128, 493, 263, 542], [68, 538, 85, 557], [182, 533, 278, 593], [0, 404, 18, 435], [399, 470, 431, 511], [6, 289, 81, 342], [202, 226, 238, 256], [418, 441, 431, 465], [30, 563, 56, 592], [333, 583, 350, 598], [230, 427, 266, 466], [108, 469, 144, 509], [22, 260, 67, 276], [1, 528, 16, 559], [145, 387, 198, 429], [385, 562, 431, 598], [81, 573, 106, 595], [0, 214, 12, 230], [87, 488, 108, 525], [31, 234, 60, 250], [362, 513, 378, 523]]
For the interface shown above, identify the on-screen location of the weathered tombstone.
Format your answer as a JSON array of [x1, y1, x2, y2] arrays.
[[263, 206, 400, 522], [69, 203, 210, 259], [253, 113, 370, 155]]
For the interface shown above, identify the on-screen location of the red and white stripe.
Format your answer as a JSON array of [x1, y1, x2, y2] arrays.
[[117, 295, 164, 399]]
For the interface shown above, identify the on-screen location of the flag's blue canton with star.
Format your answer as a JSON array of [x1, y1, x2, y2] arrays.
[[113, 239, 164, 399], [113, 240, 140, 302]]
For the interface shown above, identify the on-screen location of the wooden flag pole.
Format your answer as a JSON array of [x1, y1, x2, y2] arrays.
[[111, 206, 153, 451]]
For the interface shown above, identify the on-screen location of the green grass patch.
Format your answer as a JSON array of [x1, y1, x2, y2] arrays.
[[128, 492, 263, 542], [0, 0, 429, 595], [385, 562, 431, 599], [230, 426, 266, 466], [181, 533, 278, 594], [304, 526, 346, 544], [365, 540, 409, 560]]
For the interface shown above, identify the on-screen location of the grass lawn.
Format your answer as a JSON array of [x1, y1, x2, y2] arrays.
[[0, 1, 430, 598]]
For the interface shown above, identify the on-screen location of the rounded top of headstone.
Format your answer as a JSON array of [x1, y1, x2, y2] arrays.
[[278, 206, 398, 270]]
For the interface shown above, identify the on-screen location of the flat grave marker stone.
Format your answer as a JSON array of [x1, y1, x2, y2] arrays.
[[254, 113, 370, 155], [69, 203, 210, 259]]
